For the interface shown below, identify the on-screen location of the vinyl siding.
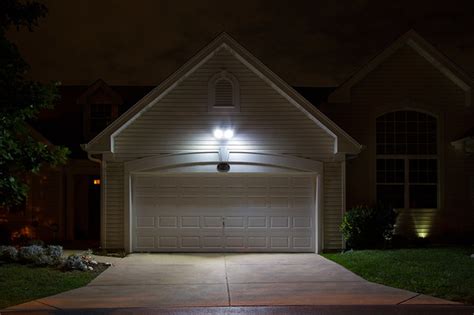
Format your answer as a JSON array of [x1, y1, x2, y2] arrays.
[[113, 47, 335, 161], [322, 43, 474, 239], [323, 162, 343, 250], [102, 47, 344, 250], [104, 161, 124, 248]]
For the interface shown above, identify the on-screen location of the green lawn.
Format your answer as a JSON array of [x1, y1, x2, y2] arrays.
[[0, 264, 105, 309], [323, 247, 474, 304]]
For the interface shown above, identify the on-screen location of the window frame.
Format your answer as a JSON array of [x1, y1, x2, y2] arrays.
[[208, 70, 240, 112], [375, 110, 440, 210], [89, 103, 114, 134]]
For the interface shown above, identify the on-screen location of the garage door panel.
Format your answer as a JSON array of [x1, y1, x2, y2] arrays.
[[158, 216, 178, 228], [137, 216, 155, 228], [132, 174, 315, 252], [158, 236, 178, 248], [181, 216, 200, 227], [203, 237, 224, 248], [293, 216, 312, 228], [247, 216, 267, 228], [270, 197, 290, 208]]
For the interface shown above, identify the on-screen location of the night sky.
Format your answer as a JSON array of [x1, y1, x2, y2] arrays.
[[7, 0, 474, 87]]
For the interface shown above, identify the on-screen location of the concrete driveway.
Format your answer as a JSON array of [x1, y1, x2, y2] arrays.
[[5, 253, 458, 311]]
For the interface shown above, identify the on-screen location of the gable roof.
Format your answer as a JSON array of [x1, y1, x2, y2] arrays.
[[76, 79, 123, 105], [329, 30, 474, 106], [83, 32, 362, 155]]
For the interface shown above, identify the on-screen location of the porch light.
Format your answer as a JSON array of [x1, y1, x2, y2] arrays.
[[93, 179, 101, 185], [213, 128, 234, 140]]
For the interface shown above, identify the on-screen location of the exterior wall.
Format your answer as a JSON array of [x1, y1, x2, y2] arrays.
[[102, 159, 345, 251], [323, 162, 343, 250], [113, 47, 336, 162], [322, 44, 474, 240], [100, 46, 347, 250], [103, 161, 124, 248]]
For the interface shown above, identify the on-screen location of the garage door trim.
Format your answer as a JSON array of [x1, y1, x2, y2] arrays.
[[123, 151, 324, 253]]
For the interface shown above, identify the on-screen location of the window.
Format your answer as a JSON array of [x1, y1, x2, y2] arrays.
[[90, 103, 113, 133], [208, 71, 240, 111], [376, 110, 438, 209]]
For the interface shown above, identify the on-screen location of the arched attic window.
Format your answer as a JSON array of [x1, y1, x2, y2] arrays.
[[208, 70, 240, 112]]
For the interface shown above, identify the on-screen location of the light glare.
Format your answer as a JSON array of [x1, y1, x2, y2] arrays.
[[213, 129, 223, 139], [224, 129, 234, 139], [213, 128, 234, 140]]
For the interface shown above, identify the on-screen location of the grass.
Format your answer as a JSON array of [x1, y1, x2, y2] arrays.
[[323, 247, 474, 304], [0, 263, 106, 309]]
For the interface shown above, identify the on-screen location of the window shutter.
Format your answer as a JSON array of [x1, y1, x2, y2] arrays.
[[215, 79, 233, 106]]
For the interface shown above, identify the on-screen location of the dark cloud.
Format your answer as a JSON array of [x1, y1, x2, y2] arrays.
[[7, 0, 474, 86]]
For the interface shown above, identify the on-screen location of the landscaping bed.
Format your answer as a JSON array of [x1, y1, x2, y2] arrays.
[[323, 247, 474, 304], [0, 246, 110, 309]]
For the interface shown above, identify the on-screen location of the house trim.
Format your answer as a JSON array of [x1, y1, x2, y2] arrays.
[[121, 151, 324, 253], [83, 33, 362, 155], [329, 30, 473, 106]]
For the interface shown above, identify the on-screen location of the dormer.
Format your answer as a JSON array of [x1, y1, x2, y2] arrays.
[[77, 79, 123, 141]]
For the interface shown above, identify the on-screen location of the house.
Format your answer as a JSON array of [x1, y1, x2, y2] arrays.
[[83, 30, 474, 253], [5, 30, 473, 252], [0, 83, 153, 247], [322, 30, 474, 241]]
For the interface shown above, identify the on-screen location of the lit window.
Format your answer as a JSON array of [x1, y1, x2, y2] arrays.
[[376, 110, 438, 209]]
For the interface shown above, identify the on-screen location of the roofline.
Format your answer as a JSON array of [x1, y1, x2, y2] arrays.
[[329, 29, 474, 106], [27, 124, 53, 146], [84, 32, 362, 154]]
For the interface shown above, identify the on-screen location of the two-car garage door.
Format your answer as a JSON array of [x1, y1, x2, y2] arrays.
[[132, 174, 316, 252]]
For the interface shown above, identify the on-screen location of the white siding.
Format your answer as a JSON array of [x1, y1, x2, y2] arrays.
[[114, 47, 335, 161], [323, 162, 343, 250], [101, 47, 345, 250], [104, 161, 124, 248]]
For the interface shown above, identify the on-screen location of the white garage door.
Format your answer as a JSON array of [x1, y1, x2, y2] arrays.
[[132, 174, 316, 252]]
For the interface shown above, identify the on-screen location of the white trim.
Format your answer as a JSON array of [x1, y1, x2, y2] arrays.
[[124, 151, 323, 174], [83, 33, 361, 155], [329, 30, 473, 106], [123, 151, 324, 253]]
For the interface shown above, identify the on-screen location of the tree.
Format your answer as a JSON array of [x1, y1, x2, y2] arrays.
[[0, 0, 69, 208]]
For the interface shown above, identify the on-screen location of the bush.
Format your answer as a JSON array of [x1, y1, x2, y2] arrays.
[[63, 254, 87, 271], [18, 245, 52, 265], [341, 204, 397, 250], [46, 245, 63, 264], [0, 246, 18, 261], [16, 245, 63, 266]]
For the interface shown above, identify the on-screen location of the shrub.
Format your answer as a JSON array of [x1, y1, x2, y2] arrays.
[[0, 245, 18, 261], [18, 245, 52, 265], [63, 254, 87, 271], [46, 245, 63, 262], [340, 204, 397, 250]]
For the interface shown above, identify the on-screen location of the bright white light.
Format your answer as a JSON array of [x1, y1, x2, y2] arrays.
[[224, 129, 234, 139], [213, 129, 224, 139], [213, 128, 234, 140]]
